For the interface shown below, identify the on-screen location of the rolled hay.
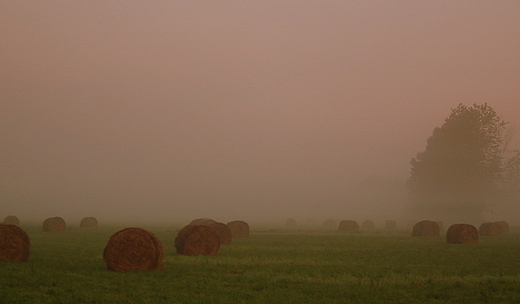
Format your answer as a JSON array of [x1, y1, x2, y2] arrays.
[[497, 221, 510, 234], [42, 217, 66, 232], [190, 218, 217, 226], [103, 227, 163, 271], [285, 218, 297, 228], [361, 220, 375, 230], [411, 220, 440, 237], [3, 216, 20, 226], [479, 222, 504, 236], [209, 222, 232, 245], [175, 224, 220, 256], [322, 219, 337, 229], [338, 220, 360, 233], [385, 220, 397, 230], [227, 220, 250, 238], [80, 217, 98, 228], [446, 224, 478, 244], [0, 224, 30, 262]]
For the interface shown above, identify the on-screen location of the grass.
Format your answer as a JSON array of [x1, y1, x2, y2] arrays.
[[2, 225, 520, 303]]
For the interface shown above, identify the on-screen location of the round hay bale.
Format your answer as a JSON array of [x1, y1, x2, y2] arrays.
[[190, 218, 217, 226], [285, 218, 297, 228], [385, 220, 397, 230], [497, 221, 510, 234], [322, 219, 337, 229], [42, 217, 66, 232], [103, 227, 163, 271], [227, 220, 250, 238], [80, 217, 98, 228], [0, 224, 30, 262], [361, 220, 375, 230], [479, 222, 503, 236], [446, 224, 478, 244], [411, 220, 440, 237], [175, 224, 220, 256], [209, 222, 232, 245], [338, 220, 360, 233], [3, 216, 20, 226]]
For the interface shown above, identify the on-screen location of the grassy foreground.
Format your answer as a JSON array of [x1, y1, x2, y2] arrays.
[[1, 225, 520, 304]]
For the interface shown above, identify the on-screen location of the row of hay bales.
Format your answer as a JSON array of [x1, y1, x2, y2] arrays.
[[411, 220, 510, 243], [286, 218, 400, 230], [2, 216, 99, 230], [0, 218, 250, 272]]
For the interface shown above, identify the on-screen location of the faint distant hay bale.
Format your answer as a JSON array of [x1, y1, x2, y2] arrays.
[[385, 220, 397, 230], [3, 216, 20, 226], [361, 220, 375, 230], [338, 220, 360, 233], [497, 221, 510, 234], [42, 217, 66, 232], [103, 227, 163, 272], [0, 224, 30, 262], [322, 219, 337, 229], [80, 217, 98, 229], [285, 218, 297, 228], [411, 220, 440, 237], [209, 222, 232, 245], [190, 218, 217, 226], [175, 224, 220, 256], [227, 220, 250, 238], [479, 222, 504, 236], [446, 224, 478, 244]]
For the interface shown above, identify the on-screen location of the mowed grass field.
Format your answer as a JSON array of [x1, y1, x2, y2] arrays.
[[2, 224, 520, 304]]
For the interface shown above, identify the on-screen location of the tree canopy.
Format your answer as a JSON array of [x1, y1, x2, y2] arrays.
[[407, 103, 510, 222]]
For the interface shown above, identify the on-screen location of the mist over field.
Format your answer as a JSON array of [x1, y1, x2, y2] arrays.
[[2, 1, 520, 227]]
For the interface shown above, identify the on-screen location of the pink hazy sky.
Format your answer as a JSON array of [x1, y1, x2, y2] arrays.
[[1, 1, 519, 224]]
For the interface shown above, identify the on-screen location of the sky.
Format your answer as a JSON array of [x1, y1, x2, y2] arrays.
[[1, 1, 519, 226]]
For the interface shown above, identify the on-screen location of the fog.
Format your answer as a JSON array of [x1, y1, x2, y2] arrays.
[[2, 1, 520, 227]]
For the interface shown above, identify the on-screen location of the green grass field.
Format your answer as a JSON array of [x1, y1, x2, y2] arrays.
[[2, 225, 520, 304]]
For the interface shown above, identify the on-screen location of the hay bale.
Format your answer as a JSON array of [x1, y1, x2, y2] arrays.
[[385, 220, 397, 230], [338, 220, 360, 233], [285, 218, 297, 228], [175, 224, 220, 256], [479, 222, 505, 236], [42, 217, 66, 232], [3, 216, 20, 226], [361, 220, 375, 230], [0, 224, 30, 262], [80, 217, 98, 228], [411, 220, 440, 237], [497, 221, 510, 234], [103, 227, 163, 271], [446, 224, 478, 244], [322, 219, 337, 229], [209, 222, 232, 245], [190, 218, 217, 226], [478, 221, 509, 236], [227, 220, 250, 238]]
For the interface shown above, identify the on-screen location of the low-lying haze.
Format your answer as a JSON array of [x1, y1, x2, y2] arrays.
[[2, 1, 519, 226]]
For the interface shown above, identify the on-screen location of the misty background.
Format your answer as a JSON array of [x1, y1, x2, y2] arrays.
[[2, 1, 519, 226]]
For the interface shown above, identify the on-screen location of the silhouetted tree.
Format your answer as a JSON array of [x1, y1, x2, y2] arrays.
[[407, 103, 508, 221]]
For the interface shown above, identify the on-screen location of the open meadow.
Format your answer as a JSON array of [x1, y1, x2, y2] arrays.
[[2, 224, 520, 304]]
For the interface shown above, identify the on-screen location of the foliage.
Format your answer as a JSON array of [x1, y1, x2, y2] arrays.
[[407, 103, 510, 221], [2, 226, 520, 303]]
